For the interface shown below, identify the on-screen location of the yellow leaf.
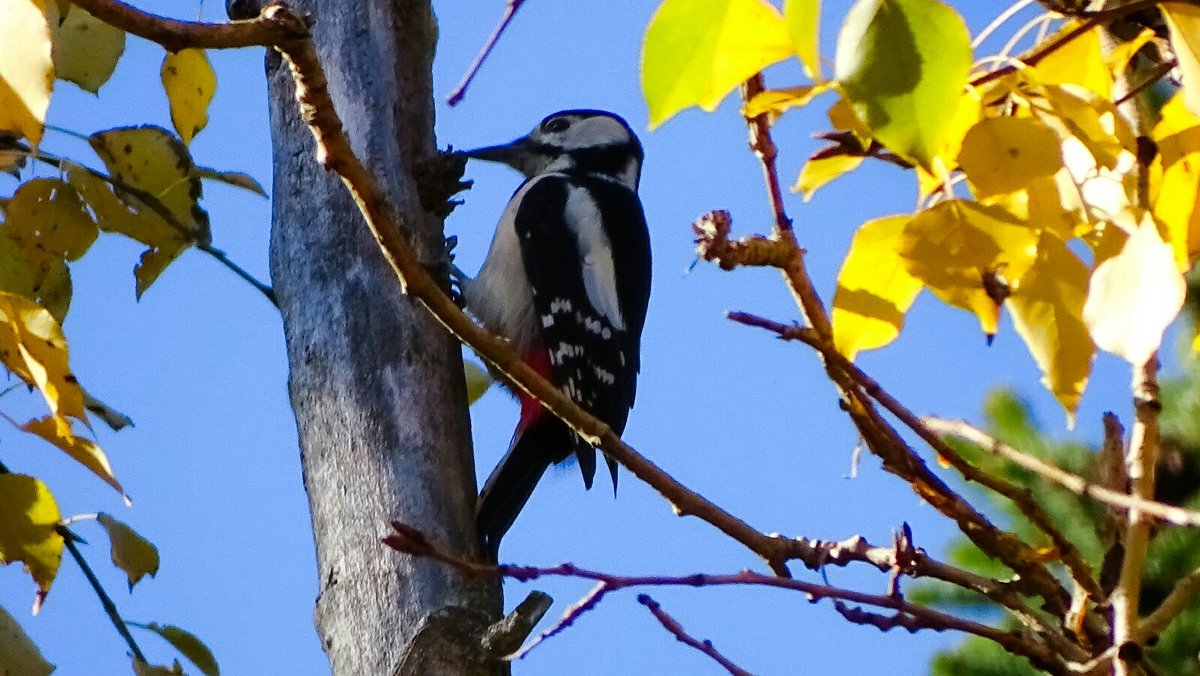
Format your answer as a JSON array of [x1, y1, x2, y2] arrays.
[[742, 83, 832, 120], [0, 231, 72, 321], [828, 96, 871, 148], [0, 604, 54, 676], [133, 623, 219, 676], [792, 154, 864, 201], [0, 0, 56, 148], [96, 513, 158, 589], [0, 474, 63, 611], [1162, 4, 1200, 119], [898, 200, 1038, 336], [641, 0, 793, 128], [23, 416, 123, 494], [0, 291, 85, 420], [133, 658, 184, 676], [160, 49, 215, 144], [1031, 22, 1111, 98], [1009, 233, 1094, 423], [3, 177, 99, 260], [65, 161, 175, 244], [197, 166, 267, 197], [1036, 85, 1135, 172], [784, 0, 821, 79], [832, 215, 923, 360], [88, 127, 209, 296], [1083, 209, 1186, 366], [1150, 92, 1200, 271], [958, 117, 1062, 198], [464, 360, 493, 405], [1106, 27, 1156, 78], [87, 126, 209, 244], [53, 4, 124, 94]]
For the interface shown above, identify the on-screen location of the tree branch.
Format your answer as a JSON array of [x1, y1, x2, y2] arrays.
[[637, 594, 753, 676], [383, 522, 1068, 674], [445, 0, 526, 106]]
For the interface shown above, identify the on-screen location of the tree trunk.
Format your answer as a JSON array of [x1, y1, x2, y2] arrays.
[[265, 2, 500, 673]]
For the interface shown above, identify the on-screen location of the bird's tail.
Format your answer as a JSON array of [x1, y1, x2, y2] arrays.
[[477, 418, 577, 560]]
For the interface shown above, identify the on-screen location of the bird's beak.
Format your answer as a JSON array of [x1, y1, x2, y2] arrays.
[[462, 135, 538, 174]]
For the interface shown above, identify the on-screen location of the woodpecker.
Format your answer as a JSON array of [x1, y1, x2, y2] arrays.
[[460, 110, 652, 557]]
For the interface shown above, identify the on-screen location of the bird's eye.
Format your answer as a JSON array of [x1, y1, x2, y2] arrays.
[[543, 118, 571, 133]]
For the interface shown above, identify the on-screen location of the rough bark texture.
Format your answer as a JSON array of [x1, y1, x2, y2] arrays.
[[265, 2, 500, 674]]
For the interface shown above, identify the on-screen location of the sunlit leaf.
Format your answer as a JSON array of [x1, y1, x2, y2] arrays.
[[784, 0, 821, 80], [0, 0, 56, 148], [1009, 233, 1093, 424], [0, 474, 63, 612], [1031, 22, 1111, 98], [23, 416, 123, 494], [0, 604, 54, 675], [134, 622, 219, 676], [96, 513, 158, 589], [958, 117, 1062, 198], [3, 177, 99, 260], [641, 0, 793, 128], [898, 199, 1038, 336], [1083, 209, 1186, 366], [834, 0, 971, 168], [197, 167, 267, 197], [53, 4, 125, 94], [464, 360, 493, 405], [1162, 3, 1200, 119], [832, 215, 922, 360], [742, 83, 832, 120], [1150, 91, 1200, 271], [792, 154, 864, 201], [1106, 27, 1156, 78], [88, 126, 209, 297], [0, 291, 86, 420], [160, 49, 215, 144]]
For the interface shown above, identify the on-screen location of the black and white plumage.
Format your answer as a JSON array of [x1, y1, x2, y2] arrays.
[[461, 110, 652, 557]]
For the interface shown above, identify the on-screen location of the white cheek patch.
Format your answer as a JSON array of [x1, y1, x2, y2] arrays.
[[564, 187, 626, 330]]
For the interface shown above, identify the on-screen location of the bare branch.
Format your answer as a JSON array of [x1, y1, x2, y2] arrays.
[[1114, 357, 1162, 674], [70, 0, 305, 51], [638, 594, 753, 676], [920, 416, 1200, 529], [446, 0, 526, 106], [384, 522, 1068, 673], [1138, 565, 1200, 642]]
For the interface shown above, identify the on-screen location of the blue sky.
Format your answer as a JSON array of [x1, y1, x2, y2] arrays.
[[1, 1, 1166, 674]]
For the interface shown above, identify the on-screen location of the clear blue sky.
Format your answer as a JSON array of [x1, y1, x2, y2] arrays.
[[1, 1, 1167, 674]]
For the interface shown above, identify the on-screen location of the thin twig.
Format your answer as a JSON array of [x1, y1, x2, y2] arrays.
[[1115, 58, 1177, 107], [1138, 565, 1200, 642], [60, 528, 146, 662], [727, 311, 1096, 608], [445, 0, 526, 106], [969, 0, 1183, 89], [917, 416, 1200, 529], [638, 594, 753, 676]]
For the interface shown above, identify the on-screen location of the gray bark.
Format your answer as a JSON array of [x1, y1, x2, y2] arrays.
[[265, 2, 500, 674]]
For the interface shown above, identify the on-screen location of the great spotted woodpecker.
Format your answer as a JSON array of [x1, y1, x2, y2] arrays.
[[461, 110, 652, 557]]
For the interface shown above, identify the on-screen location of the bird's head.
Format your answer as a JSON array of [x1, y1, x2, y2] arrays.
[[463, 110, 643, 190]]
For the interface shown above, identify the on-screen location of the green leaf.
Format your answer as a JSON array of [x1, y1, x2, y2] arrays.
[[641, 0, 793, 128], [784, 0, 822, 80], [834, 0, 972, 168]]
